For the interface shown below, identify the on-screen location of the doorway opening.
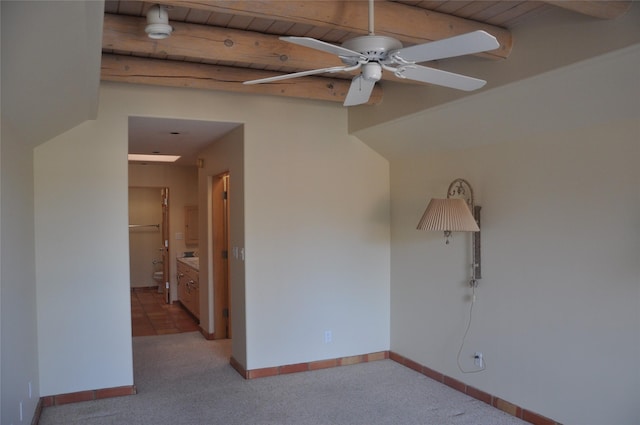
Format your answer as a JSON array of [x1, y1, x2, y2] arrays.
[[129, 186, 199, 336], [128, 186, 169, 298], [127, 116, 243, 358]]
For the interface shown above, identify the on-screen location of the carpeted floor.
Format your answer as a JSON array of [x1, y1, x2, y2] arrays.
[[39, 332, 527, 425]]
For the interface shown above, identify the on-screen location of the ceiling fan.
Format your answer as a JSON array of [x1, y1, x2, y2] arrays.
[[244, 0, 500, 106]]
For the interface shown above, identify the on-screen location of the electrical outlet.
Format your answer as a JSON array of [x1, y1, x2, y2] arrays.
[[324, 330, 332, 343], [474, 352, 483, 368], [28, 381, 32, 399], [19, 401, 23, 422]]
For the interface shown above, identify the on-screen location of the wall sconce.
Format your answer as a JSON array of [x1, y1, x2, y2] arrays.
[[145, 5, 173, 39], [417, 178, 481, 287]]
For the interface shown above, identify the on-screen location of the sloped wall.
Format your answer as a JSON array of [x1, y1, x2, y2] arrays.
[[386, 47, 640, 424]]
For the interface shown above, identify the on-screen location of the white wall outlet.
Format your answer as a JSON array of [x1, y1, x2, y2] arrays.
[[474, 352, 484, 368], [28, 381, 32, 399], [324, 330, 332, 343]]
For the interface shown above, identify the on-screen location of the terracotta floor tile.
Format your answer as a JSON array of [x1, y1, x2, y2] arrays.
[[176, 321, 199, 332], [130, 288, 198, 337]]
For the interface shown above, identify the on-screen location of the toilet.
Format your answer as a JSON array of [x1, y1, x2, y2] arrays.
[[153, 271, 164, 293]]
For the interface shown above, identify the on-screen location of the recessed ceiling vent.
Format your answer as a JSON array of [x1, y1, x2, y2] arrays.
[[145, 5, 172, 39]]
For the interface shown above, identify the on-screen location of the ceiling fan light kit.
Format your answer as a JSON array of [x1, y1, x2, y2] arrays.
[[243, 0, 500, 106], [145, 5, 172, 39], [362, 63, 382, 82]]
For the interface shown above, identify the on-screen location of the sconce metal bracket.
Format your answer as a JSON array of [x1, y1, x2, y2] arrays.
[[446, 178, 481, 286], [447, 178, 474, 205], [472, 206, 482, 284]]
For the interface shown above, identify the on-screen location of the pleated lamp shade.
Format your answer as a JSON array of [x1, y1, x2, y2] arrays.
[[417, 198, 480, 232]]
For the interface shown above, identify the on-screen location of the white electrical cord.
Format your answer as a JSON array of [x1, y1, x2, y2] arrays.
[[457, 285, 486, 373]]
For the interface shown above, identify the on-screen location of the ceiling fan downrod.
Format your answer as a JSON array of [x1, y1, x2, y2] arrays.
[[368, 0, 375, 36]]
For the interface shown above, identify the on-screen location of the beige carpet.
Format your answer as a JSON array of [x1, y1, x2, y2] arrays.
[[39, 332, 527, 424]]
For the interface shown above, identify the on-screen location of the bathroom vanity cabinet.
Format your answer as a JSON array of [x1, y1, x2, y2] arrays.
[[177, 258, 199, 320]]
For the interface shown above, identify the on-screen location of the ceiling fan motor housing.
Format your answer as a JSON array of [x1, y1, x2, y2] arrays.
[[341, 36, 403, 61]]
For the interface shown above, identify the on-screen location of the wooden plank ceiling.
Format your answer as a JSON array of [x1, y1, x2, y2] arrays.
[[102, 0, 631, 105]]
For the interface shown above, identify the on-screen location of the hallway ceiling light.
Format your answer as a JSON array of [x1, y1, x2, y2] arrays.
[[128, 154, 180, 163], [145, 5, 172, 39]]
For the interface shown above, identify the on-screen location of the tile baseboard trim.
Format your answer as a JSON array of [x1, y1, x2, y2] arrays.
[[231, 351, 390, 380], [40, 385, 137, 408], [31, 397, 44, 425], [230, 355, 248, 378], [199, 327, 215, 340], [389, 351, 562, 425], [32, 354, 559, 425]]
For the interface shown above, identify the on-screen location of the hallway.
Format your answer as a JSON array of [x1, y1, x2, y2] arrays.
[[131, 288, 199, 336]]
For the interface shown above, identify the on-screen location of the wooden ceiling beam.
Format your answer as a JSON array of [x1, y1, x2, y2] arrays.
[[103, 14, 429, 85], [100, 53, 383, 105], [541, 1, 631, 19], [153, 0, 512, 59], [103, 14, 345, 70]]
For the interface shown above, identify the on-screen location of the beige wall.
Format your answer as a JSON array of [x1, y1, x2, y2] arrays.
[[0, 121, 40, 425], [196, 126, 245, 364], [242, 100, 390, 370], [1, 2, 103, 422], [384, 47, 640, 424], [33, 82, 390, 395], [35, 111, 134, 396]]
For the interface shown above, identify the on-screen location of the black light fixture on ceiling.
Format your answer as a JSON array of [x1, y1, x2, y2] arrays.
[[145, 4, 172, 39], [417, 178, 481, 287]]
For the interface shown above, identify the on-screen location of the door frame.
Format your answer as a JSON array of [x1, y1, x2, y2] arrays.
[[212, 172, 231, 338], [161, 187, 170, 303]]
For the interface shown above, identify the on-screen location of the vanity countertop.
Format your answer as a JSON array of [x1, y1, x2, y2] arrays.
[[177, 257, 199, 270]]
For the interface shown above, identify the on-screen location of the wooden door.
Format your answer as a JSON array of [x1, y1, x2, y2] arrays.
[[184, 205, 199, 246], [212, 172, 231, 338]]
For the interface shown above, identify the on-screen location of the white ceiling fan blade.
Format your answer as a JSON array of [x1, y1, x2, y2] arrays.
[[396, 65, 487, 91], [344, 75, 377, 106], [281, 36, 363, 61], [389, 30, 499, 64], [243, 64, 358, 85]]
